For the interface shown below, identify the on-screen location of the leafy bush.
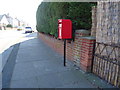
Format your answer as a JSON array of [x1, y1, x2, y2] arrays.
[[6, 24, 13, 28], [36, 2, 96, 37]]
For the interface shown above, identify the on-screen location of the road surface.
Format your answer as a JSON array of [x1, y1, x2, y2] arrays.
[[0, 30, 28, 53]]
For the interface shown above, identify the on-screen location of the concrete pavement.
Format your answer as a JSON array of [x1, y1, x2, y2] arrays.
[[3, 32, 115, 88]]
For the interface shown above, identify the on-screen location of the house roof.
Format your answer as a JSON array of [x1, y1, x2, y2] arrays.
[[0, 15, 4, 21], [0, 14, 24, 25], [0, 14, 13, 24], [4, 14, 13, 24]]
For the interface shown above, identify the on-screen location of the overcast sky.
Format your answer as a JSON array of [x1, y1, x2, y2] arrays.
[[0, 0, 42, 28]]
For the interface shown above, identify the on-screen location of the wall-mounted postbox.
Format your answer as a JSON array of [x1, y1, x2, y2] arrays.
[[58, 19, 72, 39]]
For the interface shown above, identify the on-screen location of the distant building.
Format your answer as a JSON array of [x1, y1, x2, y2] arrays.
[[0, 14, 9, 30], [0, 13, 26, 30], [13, 18, 20, 28], [5, 13, 13, 26]]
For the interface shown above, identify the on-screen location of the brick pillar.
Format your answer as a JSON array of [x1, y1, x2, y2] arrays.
[[73, 30, 90, 67], [80, 37, 96, 72]]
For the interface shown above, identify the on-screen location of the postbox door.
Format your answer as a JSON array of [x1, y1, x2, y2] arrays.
[[58, 19, 72, 39]]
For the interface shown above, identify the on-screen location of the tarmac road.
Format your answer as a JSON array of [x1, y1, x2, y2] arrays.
[[0, 30, 27, 53]]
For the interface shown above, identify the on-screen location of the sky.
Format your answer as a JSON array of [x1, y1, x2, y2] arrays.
[[0, 0, 42, 28]]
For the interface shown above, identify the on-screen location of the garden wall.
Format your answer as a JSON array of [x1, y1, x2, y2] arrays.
[[38, 30, 95, 72]]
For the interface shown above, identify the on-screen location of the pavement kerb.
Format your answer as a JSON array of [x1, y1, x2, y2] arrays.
[[2, 43, 20, 88], [1, 36, 24, 73]]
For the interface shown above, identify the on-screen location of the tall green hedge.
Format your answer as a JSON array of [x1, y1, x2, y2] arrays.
[[36, 2, 96, 37]]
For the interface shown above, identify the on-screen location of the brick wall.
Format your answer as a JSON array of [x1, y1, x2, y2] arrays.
[[38, 30, 96, 72]]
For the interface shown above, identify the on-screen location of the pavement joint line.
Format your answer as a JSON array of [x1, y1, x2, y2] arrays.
[[10, 75, 38, 81], [32, 69, 77, 78], [15, 59, 52, 63], [35, 76, 39, 88]]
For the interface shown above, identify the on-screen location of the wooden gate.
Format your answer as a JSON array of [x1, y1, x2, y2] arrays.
[[92, 42, 120, 88]]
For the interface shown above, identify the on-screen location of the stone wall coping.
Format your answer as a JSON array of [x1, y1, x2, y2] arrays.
[[75, 29, 90, 34], [80, 36, 96, 40]]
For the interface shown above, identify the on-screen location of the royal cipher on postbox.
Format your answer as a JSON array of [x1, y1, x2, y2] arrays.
[[58, 19, 72, 39]]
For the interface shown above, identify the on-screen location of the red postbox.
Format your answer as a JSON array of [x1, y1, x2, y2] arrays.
[[58, 19, 72, 39]]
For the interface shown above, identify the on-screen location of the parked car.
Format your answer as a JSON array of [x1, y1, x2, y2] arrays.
[[17, 26, 23, 31], [25, 27, 33, 33]]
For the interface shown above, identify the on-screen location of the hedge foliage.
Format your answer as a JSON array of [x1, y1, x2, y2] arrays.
[[6, 24, 13, 28], [36, 2, 96, 37]]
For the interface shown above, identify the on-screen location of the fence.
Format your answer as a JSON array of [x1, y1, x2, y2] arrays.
[[92, 42, 120, 87], [92, 1, 120, 88]]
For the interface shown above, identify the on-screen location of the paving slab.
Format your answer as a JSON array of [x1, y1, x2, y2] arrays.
[[82, 73, 115, 88], [34, 63, 72, 77], [16, 40, 58, 63], [10, 77, 39, 88], [57, 81, 95, 88], [11, 61, 37, 81], [37, 73, 63, 88], [36, 69, 95, 88], [57, 70, 85, 84]]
